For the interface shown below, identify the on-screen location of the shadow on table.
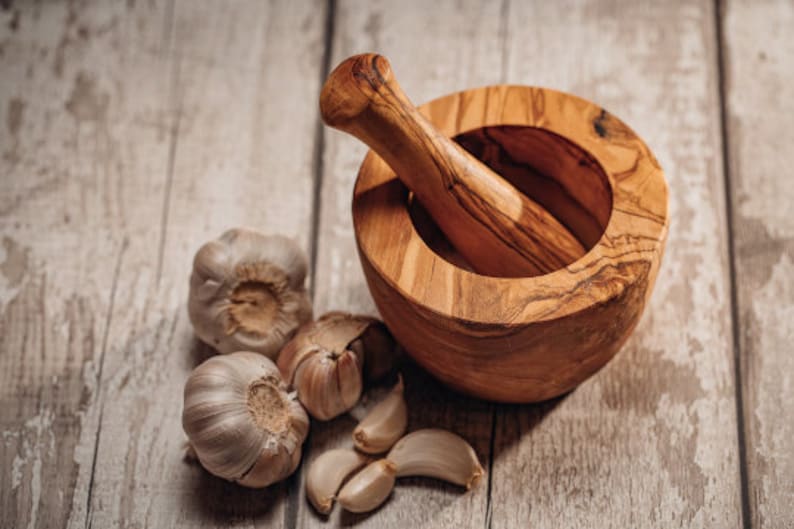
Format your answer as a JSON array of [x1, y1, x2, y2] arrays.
[[183, 464, 289, 521], [188, 336, 216, 368], [399, 357, 566, 460]]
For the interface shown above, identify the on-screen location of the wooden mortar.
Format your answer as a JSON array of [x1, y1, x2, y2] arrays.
[[331, 56, 669, 402]]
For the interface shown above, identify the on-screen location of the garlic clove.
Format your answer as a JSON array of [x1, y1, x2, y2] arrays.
[[306, 448, 369, 514], [182, 352, 309, 488], [279, 312, 400, 378], [292, 348, 363, 421], [279, 312, 392, 421], [336, 459, 396, 513], [387, 429, 484, 489], [278, 312, 373, 378], [277, 339, 320, 388], [188, 228, 312, 358], [285, 392, 311, 447], [239, 445, 303, 488], [353, 375, 407, 454]]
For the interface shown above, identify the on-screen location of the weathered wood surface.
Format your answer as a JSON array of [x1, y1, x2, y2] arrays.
[[1, 0, 792, 528], [0, 3, 159, 527], [0, 1, 327, 528], [722, 1, 794, 527], [83, 1, 328, 528]]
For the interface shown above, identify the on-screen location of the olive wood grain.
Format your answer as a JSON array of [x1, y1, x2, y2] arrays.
[[353, 85, 669, 402], [321, 54, 586, 277]]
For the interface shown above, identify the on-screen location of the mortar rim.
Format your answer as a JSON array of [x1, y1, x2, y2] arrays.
[[352, 84, 669, 327]]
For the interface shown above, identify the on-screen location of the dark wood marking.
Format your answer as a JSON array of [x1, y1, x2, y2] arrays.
[[594, 108, 609, 137]]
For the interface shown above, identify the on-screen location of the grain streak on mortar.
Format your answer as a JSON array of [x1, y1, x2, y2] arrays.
[[722, 1, 794, 527]]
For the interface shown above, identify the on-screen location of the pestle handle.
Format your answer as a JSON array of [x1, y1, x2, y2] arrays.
[[320, 53, 586, 277]]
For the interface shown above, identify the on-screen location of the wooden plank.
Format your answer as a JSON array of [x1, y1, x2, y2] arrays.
[[81, 1, 328, 528], [0, 2, 173, 528], [300, 0, 507, 526], [721, 1, 794, 527], [488, 1, 743, 526]]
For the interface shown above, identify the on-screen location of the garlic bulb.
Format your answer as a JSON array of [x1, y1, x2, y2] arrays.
[[182, 351, 309, 488], [278, 312, 397, 420], [188, 228, 312, 358]]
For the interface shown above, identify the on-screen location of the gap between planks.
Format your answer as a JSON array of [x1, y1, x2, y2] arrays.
[[307, 0, 338, 296], [285, 1, 338, 528], [713, 1, 751, 528], [84, 239, 128, 529]]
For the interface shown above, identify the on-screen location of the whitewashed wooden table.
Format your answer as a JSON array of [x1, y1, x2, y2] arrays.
[[1, 1, 792, 527]]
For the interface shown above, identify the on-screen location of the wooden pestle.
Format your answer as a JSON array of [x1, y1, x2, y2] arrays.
[[320, 53, 586, 277]]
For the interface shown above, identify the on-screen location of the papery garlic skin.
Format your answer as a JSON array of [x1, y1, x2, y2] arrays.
[[188, 228, 312, 358], [306, 448, 369, 514], [278, 312, 381, 421], [182, 352, 309, 488], [353, 375, 407, 454]]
